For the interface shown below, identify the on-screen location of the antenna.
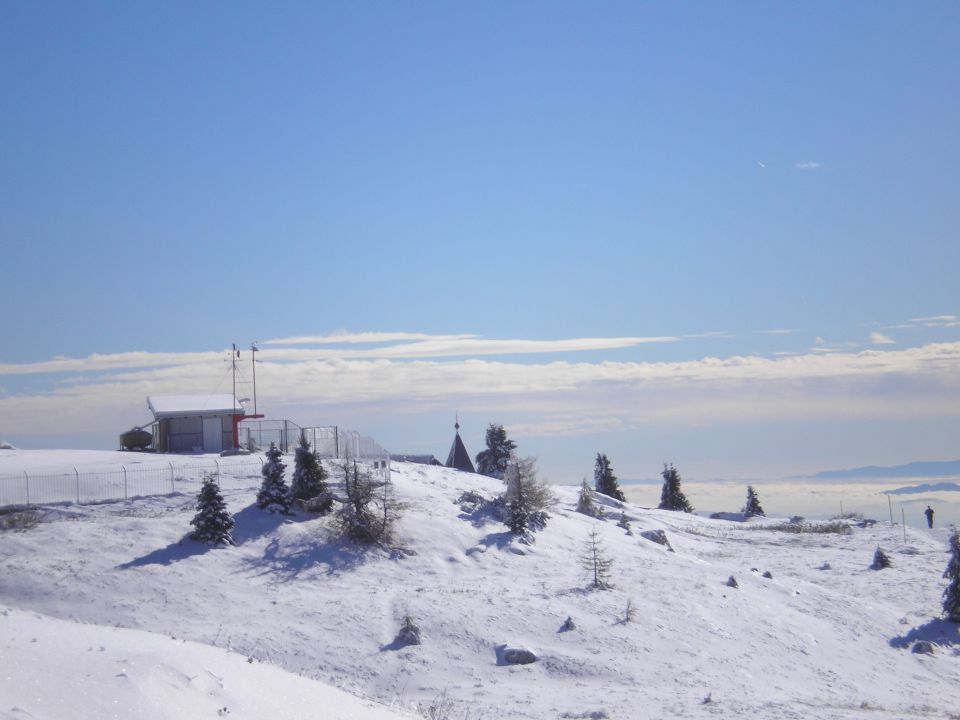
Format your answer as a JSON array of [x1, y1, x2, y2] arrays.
[[251, 342, 259, 415]]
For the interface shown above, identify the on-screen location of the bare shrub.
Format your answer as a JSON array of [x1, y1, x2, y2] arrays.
[[0, 508, 41, 532]]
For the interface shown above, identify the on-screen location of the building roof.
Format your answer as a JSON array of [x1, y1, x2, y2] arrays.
[[147, 394, 246, 419], [445, 422, 476, 473]]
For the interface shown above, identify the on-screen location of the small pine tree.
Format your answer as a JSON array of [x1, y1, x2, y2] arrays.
[[290, 434, 330, 511], [257, 443, 292, 514], [658, 463, 693, 513], [475, 424, 517, 479], [743, 485, 765, 517], [594, 453, 626, 502], [576, 478, 601, 518], [502, 456, 554, 534], [871, 546, 892, 570], [190, 474, 234, 545], [581, 528, 614, 589], [617, 511, 634, 536], [943, 530, 960, 622]]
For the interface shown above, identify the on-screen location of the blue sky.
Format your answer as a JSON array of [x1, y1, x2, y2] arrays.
[[1, 2, 958, 484]]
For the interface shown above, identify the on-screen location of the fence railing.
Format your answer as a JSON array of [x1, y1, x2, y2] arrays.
[[0, 456, 266, 508], [239, 421, 390, 477], [0, 441, 392, 509]]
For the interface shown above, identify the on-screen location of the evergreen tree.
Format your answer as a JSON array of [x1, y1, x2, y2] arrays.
[[190, 474, 234, 545], [580, 528, 614, 589], [594, 453, 626, 502], [870, 546, 892, 570], [943, 529, 960, 622], [290, 434, 330, 512], [257, 443, 292, 514], [502, 456, 554, 534], [475, 424, 517, 479], [743, 485, 765, 517], [576, 478, 601, 518], [658, 463, 693, 513]]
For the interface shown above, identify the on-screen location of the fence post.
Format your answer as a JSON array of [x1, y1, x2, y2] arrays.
[[24, 470, 29, 506], [334, 426, 339, 459], [122, 465, 128, 500], [74, 466, 80, 505], [215, 459, 221, 482], [170, 462, 175, 494]]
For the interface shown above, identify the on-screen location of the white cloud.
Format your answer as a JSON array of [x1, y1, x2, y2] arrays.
[[0, 333, 683, 377], [262, 332, 478, 346], [758, 329, 794, 335], [907, 315, 960, 328], [795, 161, 821, 169], [869, 332, 896, 345], [3, 341, 960, 438]]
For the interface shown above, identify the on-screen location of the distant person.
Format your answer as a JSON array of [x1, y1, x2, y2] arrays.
[[924, 505, 934, 529]]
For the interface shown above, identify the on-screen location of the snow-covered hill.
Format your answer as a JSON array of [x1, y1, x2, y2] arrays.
[[2, 459, 959, 719]]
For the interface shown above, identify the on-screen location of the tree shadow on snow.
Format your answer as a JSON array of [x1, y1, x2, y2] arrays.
[[479, 530, 517, 551], [890, 618, 960, 650], [242, 535, 374, 581], [117, 535, 218, 568], [230, 503, 313, 546]]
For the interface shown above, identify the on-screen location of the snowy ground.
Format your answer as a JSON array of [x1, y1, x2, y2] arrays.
[[2, 457, 959, 719]]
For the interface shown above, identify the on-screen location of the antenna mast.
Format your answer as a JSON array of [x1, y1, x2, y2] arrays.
[[251, 342, 259, 415], [231, 343, 238, 416]]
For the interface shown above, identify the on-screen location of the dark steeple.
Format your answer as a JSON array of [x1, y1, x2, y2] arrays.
[[445, 416, 476, 473]]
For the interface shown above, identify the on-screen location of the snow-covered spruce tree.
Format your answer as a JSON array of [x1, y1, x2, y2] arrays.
[[257, 442, 292, 514], [594, 453, 626, 502], [658, 463, 693, 513], [502, 456, 554, 535], [943, 529, 960, 622], [581, 528, 614, 589], [475, 424, 517, 479], [871, 546, 892, 570], [576, 478, 601, 518], [617, 511, 634, 535], [190, 474, 234, 545], [290, 434, 331, 512], [743, 485, 765, 518]]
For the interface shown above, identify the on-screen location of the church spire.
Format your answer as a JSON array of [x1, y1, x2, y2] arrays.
[[445, 415, 475, 473]]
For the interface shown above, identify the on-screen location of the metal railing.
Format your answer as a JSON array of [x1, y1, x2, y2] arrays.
[[0, 430, 392, 508], [0, 456, 265, 508]]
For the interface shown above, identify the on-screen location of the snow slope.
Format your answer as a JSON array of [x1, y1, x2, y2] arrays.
[[2, 459, 959, 719]]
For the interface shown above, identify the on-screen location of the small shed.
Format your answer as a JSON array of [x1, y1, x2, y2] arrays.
[[147, 394, 245, 453]]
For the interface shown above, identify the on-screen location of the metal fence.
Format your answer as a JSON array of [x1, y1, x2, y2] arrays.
[[0, 431, 392, 509], [240, 421, 390, 476], [0, 456, 266, 508]]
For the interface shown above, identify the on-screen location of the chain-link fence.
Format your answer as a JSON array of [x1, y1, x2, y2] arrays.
[[0, 456, 266, 508], [0, 426, 392, 509], [240, 421, 390, 478]]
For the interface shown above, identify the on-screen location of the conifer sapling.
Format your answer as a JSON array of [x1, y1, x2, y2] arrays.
[[191, 474, 234, 545], [942, 530, 960, 622], [257, 443, 292, 514], [658, 463, 693, 513], [290, 434, 331, 513], [743, 485, 765, 517], [870, 546, 892, 570], [594, 453, 626, 502]]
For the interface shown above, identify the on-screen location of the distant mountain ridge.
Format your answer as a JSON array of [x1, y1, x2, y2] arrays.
[[883, 482, 960, 495], [805, 459, 960, 480]]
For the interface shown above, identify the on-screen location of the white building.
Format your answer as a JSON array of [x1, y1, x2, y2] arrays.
[[147, 395, 246, 453]]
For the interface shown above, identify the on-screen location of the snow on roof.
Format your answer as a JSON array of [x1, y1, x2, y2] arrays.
[[147, 394, 245, 418]]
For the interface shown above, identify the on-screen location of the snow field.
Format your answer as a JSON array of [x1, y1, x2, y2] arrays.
[[1, 458, 959, 719]]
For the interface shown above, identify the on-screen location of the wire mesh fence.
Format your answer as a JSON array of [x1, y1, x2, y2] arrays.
[[0, 427, 392, 509], [240, 422, 390, 478], [0, 456, 266, 508]]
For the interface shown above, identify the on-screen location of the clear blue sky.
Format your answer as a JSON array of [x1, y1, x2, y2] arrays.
[[2, 2, 958, 484]]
